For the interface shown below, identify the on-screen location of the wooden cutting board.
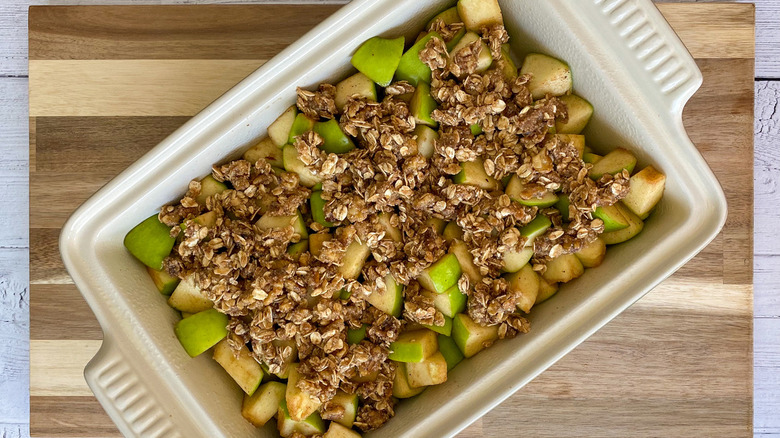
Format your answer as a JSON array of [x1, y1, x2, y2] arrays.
[[28, 3, 755, 437]]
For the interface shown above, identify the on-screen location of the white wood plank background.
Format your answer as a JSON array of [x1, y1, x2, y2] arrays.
[[1, 0, 778, 436]]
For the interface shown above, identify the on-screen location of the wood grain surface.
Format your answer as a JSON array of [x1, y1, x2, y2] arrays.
[[28, 4, 755, 437]]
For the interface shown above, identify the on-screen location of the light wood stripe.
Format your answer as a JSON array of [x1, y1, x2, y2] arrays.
[[31, 396, 120, 437], [659, 3, 755, 59], [29, 59, 265, 117], [30, 340, 102, 397]]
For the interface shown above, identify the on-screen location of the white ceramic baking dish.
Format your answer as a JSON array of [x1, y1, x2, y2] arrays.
[[59, 0, 727, 436]]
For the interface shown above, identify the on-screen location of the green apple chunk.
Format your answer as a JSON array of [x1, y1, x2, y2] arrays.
[[449, 32, 492, 73], [422, 315, 452, 336], [378, 212, 403, 242], [335, 72, 377, 113], [426, 217, 447, 235], [146, 266, 179, 296], [282, 144, 323, 188], [288, 113, 317, 144], [588, 148, 637, 179], [470, 123, 483, 136], [346, 324, 367, 345], [449, 239, 483, 285], [593, 204, 629, 232], [506, 264, 540, 313], [324, 422, 362, 438], [555, 134, 585, 158], [519, 214, 552, 239], [313, 119, 355, 154], [427, 6, 462, 27], [309, 232, 331, 258], [423, 284, 467, 318], [278, 398, 326, 437], [555, 94, 593, 134], [366, 273, 404, 317], [453, 158, 500, 190], [542, 253, 584, 284], [418, 253, 462, 293], [437, 334, 464, 371], [268, 105, 298, 146], [196, 174, 229, 206], [393, 362, 426, 399], [168, 274, 213, 313], [406, 351, 448, 388], [396, 32, 443, 86], [622, 165, 666, 219], [520, 53, 573, 100], [452, 313, 499, 358], [286, 364, 322, 421], [389, 329, 438, 363], [213, 339, 264, 396], [554, 194, 571, 222], [243, 137, 284, 167], [310, 191, 334, 227], [287, 240, 309, 261], [506, 175, 559, 207], [174, 309, 228, 357], [535, 277, 559, 304], [442, 222, 464, 243], [350, 36, 405, 87], [256, 210, 309, 239], [498, 44, 518, 81], [457, 0, 504, 31], [327, 391, 359, 428], [583, 152, 602, 164], [601, 202, 644, 245], [339, 239, 371, 280], [414, 124, 438, 159], [575, 237, 606, 268], [410, 81, 439, 128], [241, 381, 286, 427], [501, 245, 534, 273], [124, 214, 176, 270]]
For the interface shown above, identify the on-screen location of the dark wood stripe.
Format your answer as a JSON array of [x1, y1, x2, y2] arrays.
[[28, 5, 342, 61], [30, 172, 114, 230], [30, 227, 69, 285], [30, 284, 102, 341], [30, 396, 120, 437]]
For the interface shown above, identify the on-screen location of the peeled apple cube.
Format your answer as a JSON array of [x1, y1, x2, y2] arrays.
[[575, 237, 607, 268], [267, 105, 297, 146], [457, 0, 504, 31], [555, 94, 593, 134], [588, 148, 637, 179], [406, 351, 448, 388], [213, 339, 264, 396], [452, 313, 499, 358], [542, 253, 584, 284], [324, 422, 362, 438], [389, 329, 439, 363], [327, 391, 359, 428], [535, 277, 559, 304], [506, 263, 540, 313], [286, 364, 322, 421], [277, 398, 326, 437], [334, 72, 377, 112], [621, 165, 666, 219], [601, 202, 644, 245], [393, 362, 426, 399], [520, 53, 573, 100], [241, 381, 286, 427], [243, 137, 284, 168], [168, 274, 213, 314]]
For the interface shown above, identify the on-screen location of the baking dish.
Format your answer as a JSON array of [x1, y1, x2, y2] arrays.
[[59, 0, 727, 436]]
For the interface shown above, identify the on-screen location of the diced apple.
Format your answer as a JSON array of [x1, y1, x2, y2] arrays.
[[283, 144, 323, 188], [506, 264, 540, 313], [622, 165, 666, 219], [555, 94, 593, 134], [498, 44, 518, 81], [243, 137, 284, 168], [506, 174, 559, 207], [453, 158, 500, 190], [313, 119, 356, 154], [588, 148, 637, 179], [213, 339, 264, 396], [555, 134, 585, 158], [241, 381, 286, 427], [366, 273, 404, 317], [396, 32, 444, 86], [389, 329, 438, 363], [448, 239, 482, 285], [457, 0, 504, 31], [174, 309, 228, 357], [324, 422, 362, 438], [601, 202, 644, 245], [535, 277, 559, 304], [452, 313, 499, 358], [309, 232, 332, 258], [443, 222, 464, 243], [339, 239, 371, 280], [414, 124, 438, 159], [378, 212, 403, 242], [437, 334, 465, 370], [501, 246, 534, 273], [423, 284, 467, 318], [554, 194, 571, 222], [406, 351, 448, 388], [422, 315, 453, 336], [425, 217, 447, 235], [310, 191, 334, 228], [593, 204, 629, 232], [287, 240, 309, 261], [268, 105, 297, 146], [417, 253, 462, 293], [124, 214, 176, 270], [583, 152, 602, 164], [427, 6, 462, 28], [326, 391, 359, 428], [575, 237, 606, 268], [286, 364, 322, 421], [519, 214, 552, 239], [335, 72, 377, 113], [278, 398, 326, 437], [146, 266, 179, 296], [542, 253, 584, 283], [393, 362, 426, 398], [410, 81, 439, 128], [168, 274, 213, 313], [196, 175, 229, 206], [449, 31, 492, 73], [520, 53, 572, 100], [350, 36, 405, 87], [346, 324, 367, 345], [256, 210, 309, 239]]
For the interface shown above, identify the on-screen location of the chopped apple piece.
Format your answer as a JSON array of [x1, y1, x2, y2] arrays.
[[501, 245, 534, 273], [555, 94, 593, 134], [406, 351, 448, 388], [278, 398, 326, 437], [283, 144, 323, 187], [350, 36, 405, 87], [389, 329, 438, 363], [241, 381, 286, 427], [287, 240, 308, 261], [324, 422, 362, 438], [449, 32, 492, 73], [457, 0, 504, 31], [593, 204, 629, 232], [346, 324, 367, 345], [393, 362, 426, 398], [286, 364, 322, 421], [417, 253, 462, 293], [288, 113, 317, 144], [414, 124, 438, 159], [422, 284, 467, 318], [174, 309, 228, 357], [554, 194, 571, 222], [443, 222, 464, 243], [326, 391, 359, 428], [422, 315, 453, 336], [427, 6, 462, 28], [425, 217, 447, 235], [378, 212, 403, 242], [437, 334, 465, 370], [168, 274, 213, 313], [256, 210, 309, 239], [124, 214, 176, 270], [310, 191, 334, 228], [449, 239, 482, 285], [575, 237, 606, 268], [506, 174, 559, 207], [309, 232, 332, 258], [622, 165, 666, 219], [601, 202, 644, 244], [452, 313, 499, 358], [535, 277, 559, 304], [453, 158, 500, 190], [396, 32, 443, 86], [542, 253, 584, 284], [366, 273, 404, 317], [506, 264, 540, 313], [519, 214, 552, 239], [268, 105, 297, 146], [498, 44, 518, 81], [213, 339, 264, 396], [410, 81, 439, 127], [583, 152, 602, 164], [520, 53, 572, 100], [339, 239, 371, 280], [555, 134, 585, 157], [195, 174, 229, 206], [588, 148, 637, 179], [335, 72, 377, 112], [146, 266, 179, 296], [243, 137, 284, 168], [313, 119, 356, 154]]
